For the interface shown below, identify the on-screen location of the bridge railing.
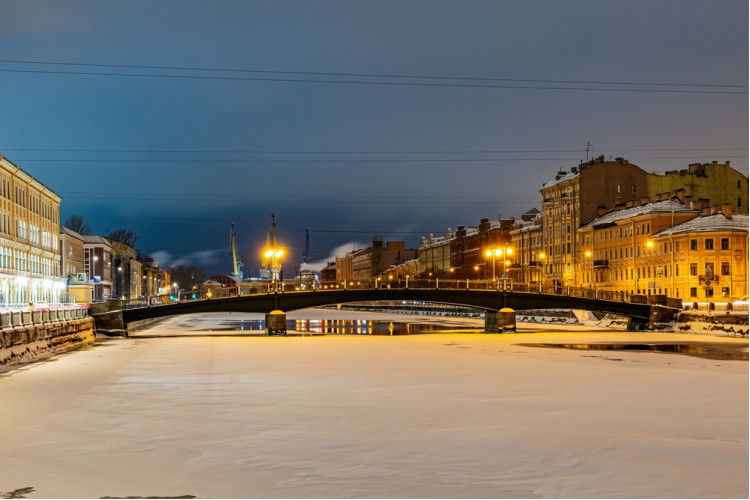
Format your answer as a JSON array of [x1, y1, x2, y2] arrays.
[[123, 280, 659, 310]]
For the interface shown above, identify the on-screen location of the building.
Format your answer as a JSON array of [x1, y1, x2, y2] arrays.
[[0, 154, 65, 306], [509, 210, 544, 283], [82, 235, 113, 301], [540, 156, 651, 287], [577, 192, 702, 294], [577, 190, 749, 302], [141, 258, 162, 298], [451, 218, 514, 280], [650, 206, 748, 302], [418, 228, 454, 277], [109, 239, 141, 299], [336, 238, 415, 283], [648, 161, 748, 214], [320, 262, 336, 283], [60, 226, 91, 303]]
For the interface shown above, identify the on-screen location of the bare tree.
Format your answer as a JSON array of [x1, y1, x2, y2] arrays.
[[107, 228, 138, 248], [170, 265, 207, 291], [63, 214, 91, 235]]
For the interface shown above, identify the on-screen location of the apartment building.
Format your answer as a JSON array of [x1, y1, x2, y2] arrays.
[[82, 235, 113, 301], [648, 161, 748, 214], [418, 228, 454, 276], [0, 155, 65, 305], [577, 190, 749, 302], [650, 207, 748, 302], [540, 156, 650, 287], [577, 193, 701, 293], [509, 210, 544, 283], [336, 239, 415, 283]]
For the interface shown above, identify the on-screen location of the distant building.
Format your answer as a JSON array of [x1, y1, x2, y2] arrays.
[[336, 238, 416, 283], [648, 161, 748, 214], [60, 226, 90, 303], [82, 235, 113, 301], [108, 239, 141, 299], [320, 262, 336, 282], [509, 211, 544, 283], [418, 228, 454, 276], [453, 218, 516, 280]]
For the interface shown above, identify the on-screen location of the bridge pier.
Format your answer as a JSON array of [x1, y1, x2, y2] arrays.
[[485, 308, 516, 333], [265, 310, 287, 336]]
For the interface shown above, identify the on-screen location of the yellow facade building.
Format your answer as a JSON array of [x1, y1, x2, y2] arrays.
[[0, 155, 65, 305], [648, 161, 748, 214], [578, 192, 748, 303]]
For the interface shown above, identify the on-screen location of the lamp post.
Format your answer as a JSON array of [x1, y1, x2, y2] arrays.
[[485, 246, 514, 290], [264, 248, 285, 292]]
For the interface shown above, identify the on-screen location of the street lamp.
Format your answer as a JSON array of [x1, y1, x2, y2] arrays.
[[263, 247, 285, 291], [584, 250, 593, 289], [485, 246, 513, 290]]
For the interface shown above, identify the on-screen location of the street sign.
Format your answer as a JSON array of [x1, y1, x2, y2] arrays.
[[76, 272, 87, 282], [94, 276, 101, 283]]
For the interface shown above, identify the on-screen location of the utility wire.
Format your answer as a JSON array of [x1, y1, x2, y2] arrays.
[[0, 58, 744, 89], [0, 67, 745, 94], [1, 146, 746, 154]]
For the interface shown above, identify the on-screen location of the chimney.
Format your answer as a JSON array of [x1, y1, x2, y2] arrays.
[[721, 204, 734, 219], [597, 206, 608, 216], [673, 189, 686, 203]]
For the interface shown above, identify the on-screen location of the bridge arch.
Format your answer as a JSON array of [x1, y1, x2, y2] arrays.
[[121, 289, 652, 326]]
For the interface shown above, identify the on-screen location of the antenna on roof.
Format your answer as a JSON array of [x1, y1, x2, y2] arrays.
[[585, 141, 595, 161]]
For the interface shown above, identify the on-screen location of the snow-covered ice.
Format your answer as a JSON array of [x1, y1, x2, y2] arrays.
[[0, 309, 746, 499]]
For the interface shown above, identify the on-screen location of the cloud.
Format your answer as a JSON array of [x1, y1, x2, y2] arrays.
[[301, 241, 367, 272], [151, 248, 226, 269]]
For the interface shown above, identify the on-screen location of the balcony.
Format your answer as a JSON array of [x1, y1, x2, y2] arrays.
[[593, 260, 609, 268]]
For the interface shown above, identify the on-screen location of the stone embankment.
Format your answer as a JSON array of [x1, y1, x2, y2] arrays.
[[0, 307, 94, 368]]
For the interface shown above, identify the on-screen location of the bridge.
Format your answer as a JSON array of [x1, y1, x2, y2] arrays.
[[111, 283, 680, 334]]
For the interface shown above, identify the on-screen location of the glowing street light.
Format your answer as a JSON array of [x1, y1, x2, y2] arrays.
[[263, 247, 285, 289], [485, 246, 513, 289]]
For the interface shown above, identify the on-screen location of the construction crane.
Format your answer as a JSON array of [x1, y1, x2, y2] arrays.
[[229, 222, 243, 279]]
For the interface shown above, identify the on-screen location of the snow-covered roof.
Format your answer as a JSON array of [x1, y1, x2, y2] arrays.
[[541, 170, 578, 189], [652, 213, 749, 237], [60, 226, 84, 240], [580, 197, 698, 228], [80, 234, 112, 247]]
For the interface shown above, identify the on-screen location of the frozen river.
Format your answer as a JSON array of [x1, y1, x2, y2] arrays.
[[0, 309, 747, 499]]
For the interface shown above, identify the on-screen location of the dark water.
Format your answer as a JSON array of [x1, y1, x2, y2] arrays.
[[520, 342, 749, 360], [211, 319, 471, 335]]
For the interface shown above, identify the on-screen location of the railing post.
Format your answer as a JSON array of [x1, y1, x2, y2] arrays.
[[435, 278, 439, 290]]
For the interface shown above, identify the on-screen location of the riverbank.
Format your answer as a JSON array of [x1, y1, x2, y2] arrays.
[[0, 309, 746, 498]]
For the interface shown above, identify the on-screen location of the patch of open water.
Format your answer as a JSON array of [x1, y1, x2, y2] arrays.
[[210, 318, 475, 335], [520, 342, 748, 360]]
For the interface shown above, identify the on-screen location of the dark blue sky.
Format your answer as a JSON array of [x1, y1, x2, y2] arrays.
[[0, 0, 747, 277]]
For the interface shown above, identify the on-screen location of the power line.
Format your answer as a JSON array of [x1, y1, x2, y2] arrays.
[[2, 146, 746, 154], [11, 155, 747, 165], [0, 58, 744, 89], [0, 66, 745, 94]]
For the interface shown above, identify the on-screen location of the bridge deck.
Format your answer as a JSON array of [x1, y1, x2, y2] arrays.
[[121, 288, 654, 325]]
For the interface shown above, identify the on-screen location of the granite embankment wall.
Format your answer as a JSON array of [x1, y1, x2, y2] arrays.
[[0, 308, 94, 367]]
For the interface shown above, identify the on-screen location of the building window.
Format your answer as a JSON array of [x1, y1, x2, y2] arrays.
[[721, 262, 730, 275], [722, 287, 730, 297], [689, 263, 698, 276], [706, 287, 714, 298], [739, 197, 742, 207], [721, 238, 729, 250], [690, 287, 697, 297], [675, 264, 679, 276], [690, 239, 698, 251], [705, 239, 714, 250]]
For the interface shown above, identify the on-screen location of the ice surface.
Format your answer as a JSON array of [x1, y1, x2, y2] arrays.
[[0, 309, 746, 499]]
